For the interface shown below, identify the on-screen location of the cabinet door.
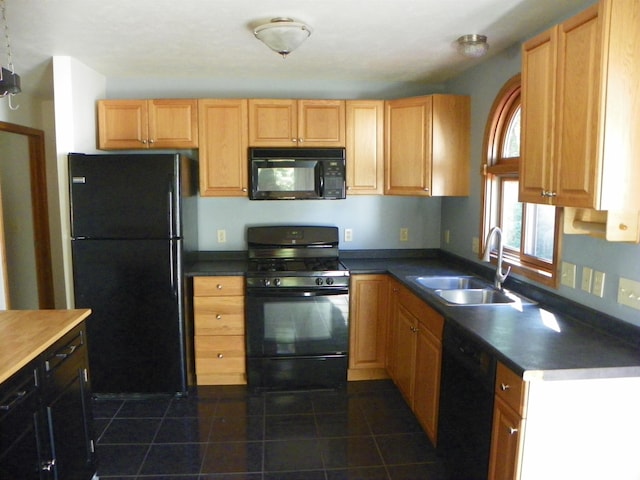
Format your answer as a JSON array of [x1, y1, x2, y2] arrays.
[[488, 397, 525, 480], [198, 99, 249, 196], [520, 28, 557, 204], [430, 95, 470, 196], [554, 5, 601, 208], [0, 365, 43, 480], [393, 303, 417, 401], [97, 99, 148, 150], [348, 275, 389, 379], [43, 326, 95, 480], [248, 99, 297, 146], [413, 324, 441, 445], [346, 100, 384, 194], [297, 100, 345, 146], [148, 99, 198, 149], [385, 96, 432, 196]]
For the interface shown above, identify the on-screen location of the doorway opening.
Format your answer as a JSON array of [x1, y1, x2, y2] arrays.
[[0, 121, 54, 308]]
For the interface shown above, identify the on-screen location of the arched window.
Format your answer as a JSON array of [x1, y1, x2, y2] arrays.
[[481, 74, 560, 287]]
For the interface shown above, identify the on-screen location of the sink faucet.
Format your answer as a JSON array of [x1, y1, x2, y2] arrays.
[[482, 227, 511, 290]]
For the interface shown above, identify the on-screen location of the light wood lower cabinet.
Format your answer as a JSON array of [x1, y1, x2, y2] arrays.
[[193, 276, 246, 385], [348, 275, 390, 380], [488, 362, 528, 480], [388, 280, 443, 445]]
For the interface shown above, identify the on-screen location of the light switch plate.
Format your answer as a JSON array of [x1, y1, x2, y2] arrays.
[[581, 267, 593, 292], [592, 271, 605, 297], [561, 262, 576, 288], [400, 228, 409, 242], [618, 278, 640, 310], [217, 229, 226, 243], [344, 228, 353, 242]]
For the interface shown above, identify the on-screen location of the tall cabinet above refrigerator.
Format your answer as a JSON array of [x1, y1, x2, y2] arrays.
[[68, 153, 197, 396]]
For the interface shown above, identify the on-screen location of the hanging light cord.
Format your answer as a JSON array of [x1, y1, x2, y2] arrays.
[[1, 0, 15, 75]]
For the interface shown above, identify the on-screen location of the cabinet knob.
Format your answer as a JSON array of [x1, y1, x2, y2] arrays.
[[509, 427, 519, 435], [424, 187, 430, 192], [217, 284, 223, 290], [620, 223, 629, 231], [500, 383, 511, 391], [216, 314, 222, 320], [217, 353, 224, 359], [242, 188, 248, 192], [292, 138, 298, 142], [41, 459, 56, 471], [298, 138, 304, 143], [141, 139, 148, 144], [149, 139, 155, 144]]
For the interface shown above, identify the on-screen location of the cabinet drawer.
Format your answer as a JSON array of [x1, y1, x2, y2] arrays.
[[194, 276, 244, 296], [195, 336, 246, 374], [44, 327, 85, 376], [398, 287, 444, 339], [495, 362, 528, 416], [194, 296, 244, 335]]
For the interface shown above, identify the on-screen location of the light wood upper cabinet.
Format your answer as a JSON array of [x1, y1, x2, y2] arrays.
[[198, 99, 249, 197], [97, 99, 198, 150], [384, 94, 470, 196], [520, 0, 640, 210], [346, 100, 384, 194], [348, 274, 389, 380], [249, 99, 345, 146]]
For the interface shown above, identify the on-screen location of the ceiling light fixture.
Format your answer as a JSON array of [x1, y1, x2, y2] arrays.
[[456, 34, 489, 58], [0, 0, 20, 110], [254, 17, 312, 58]]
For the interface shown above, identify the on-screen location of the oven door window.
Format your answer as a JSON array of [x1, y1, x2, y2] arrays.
[[246, 292, 349, 356]]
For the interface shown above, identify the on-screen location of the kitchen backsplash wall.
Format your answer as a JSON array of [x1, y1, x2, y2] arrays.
[[197, 196, 442, 251]]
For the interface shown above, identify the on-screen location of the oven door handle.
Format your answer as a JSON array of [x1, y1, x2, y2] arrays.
[[247, 288, 348, 297]]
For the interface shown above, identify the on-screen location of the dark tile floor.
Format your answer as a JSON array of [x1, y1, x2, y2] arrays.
[[92, 380, 447, 480]]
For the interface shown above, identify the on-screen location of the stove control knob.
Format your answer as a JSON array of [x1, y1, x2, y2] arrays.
[[316, 277, 324, 286], [326, 277, 334, 286], [274, 278, 281, 287], [262, 278, 271, 287]]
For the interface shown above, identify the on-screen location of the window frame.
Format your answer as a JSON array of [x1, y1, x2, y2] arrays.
[[480, 74, 561, 288]]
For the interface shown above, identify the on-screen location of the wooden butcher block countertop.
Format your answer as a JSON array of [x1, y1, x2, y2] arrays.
[[0, 309, 91, 384]]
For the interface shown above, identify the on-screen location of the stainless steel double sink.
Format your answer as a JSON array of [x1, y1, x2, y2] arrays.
[[408, 275, 534, 306]]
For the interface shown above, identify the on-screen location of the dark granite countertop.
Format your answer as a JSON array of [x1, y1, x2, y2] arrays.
[[186, 250, 640, 382]]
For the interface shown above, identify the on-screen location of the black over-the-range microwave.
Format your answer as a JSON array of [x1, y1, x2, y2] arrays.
[[249, 147, 346, 200]]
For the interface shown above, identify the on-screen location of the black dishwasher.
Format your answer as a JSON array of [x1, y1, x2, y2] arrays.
[[437, 322, 496, 480]]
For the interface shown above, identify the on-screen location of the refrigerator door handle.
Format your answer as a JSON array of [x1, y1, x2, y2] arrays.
[[168, 183, 175, 238], [169, 242, 176, 290]]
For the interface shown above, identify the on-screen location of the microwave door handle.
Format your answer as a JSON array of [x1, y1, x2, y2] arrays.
[[318, 162, 324, 197]]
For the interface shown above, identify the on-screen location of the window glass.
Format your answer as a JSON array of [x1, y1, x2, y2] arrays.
[[500, 180, 522, 251], [502, 107, 521, 159]]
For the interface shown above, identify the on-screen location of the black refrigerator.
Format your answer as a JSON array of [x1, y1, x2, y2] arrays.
[[68, 153, 197, 396]]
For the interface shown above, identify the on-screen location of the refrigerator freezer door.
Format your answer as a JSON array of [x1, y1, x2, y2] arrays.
[[72, 238, 186, 395], [69, 153, 182, 239]]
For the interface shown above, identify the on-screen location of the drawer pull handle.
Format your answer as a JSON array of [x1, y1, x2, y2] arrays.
[[217, 353, 224, 359], [0, 390, 27, 411], [500, 383, 511, 391], [41, 459, 56, 471], [56, 344, 78, 359]]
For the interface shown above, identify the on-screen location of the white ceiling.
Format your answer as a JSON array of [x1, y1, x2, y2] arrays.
[[5, 0, 594, 97]]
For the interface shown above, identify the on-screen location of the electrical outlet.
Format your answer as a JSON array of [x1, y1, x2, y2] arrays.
[[217, 229, 226, 243], [472, 237, 479, 254], [344, 228, 353, 242], [592, 271, 605, 297], [560, 262, 576, 288], [400, 228, 409, 242], [581, 267, 593, 292], [618, 277, 640, 310], [444, 230, 450, 244]]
